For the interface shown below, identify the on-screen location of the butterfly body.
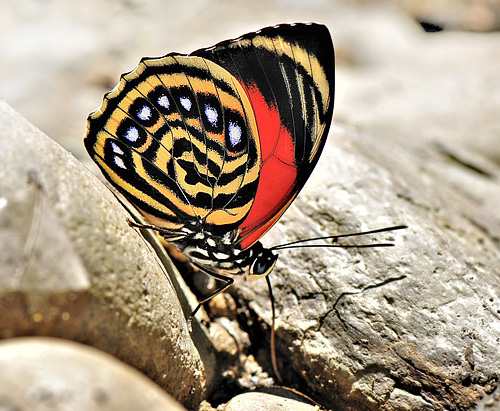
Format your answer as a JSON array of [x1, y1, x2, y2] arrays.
[[85, 22, 334, 281], [175, 231, 273, 279]]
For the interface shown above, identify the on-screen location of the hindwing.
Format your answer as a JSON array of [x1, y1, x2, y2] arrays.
[[85, 55, 261, 237]]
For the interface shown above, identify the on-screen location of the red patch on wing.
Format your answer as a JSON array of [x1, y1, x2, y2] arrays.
[[238, 84, 298, 249]]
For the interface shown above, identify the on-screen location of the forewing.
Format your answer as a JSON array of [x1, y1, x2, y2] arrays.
[[192, 23, 335, 249]]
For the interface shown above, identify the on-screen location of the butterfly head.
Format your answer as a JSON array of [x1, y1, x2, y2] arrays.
[[247, 242, 278, 279]]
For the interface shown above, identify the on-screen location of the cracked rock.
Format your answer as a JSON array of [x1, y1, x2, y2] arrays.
[[236, 9, 500, 411], [0, 100, 216, 409]]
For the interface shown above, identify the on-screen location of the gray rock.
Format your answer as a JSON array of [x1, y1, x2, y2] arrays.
[[402, 0, 500, 32], [2, 2, 500, 409], [0, 99, 215, 409], [476, 385, 500, 411], [0, 171, 91, 340], [240, 120, 500, 411], [333, 8, 500, 165], [236, 11, 500, 411], [225, 389, 323, 411], [0, 337, 187, 411]]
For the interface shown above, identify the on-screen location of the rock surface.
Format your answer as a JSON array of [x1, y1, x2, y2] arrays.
[[476, 386, 500, 411], [0, 175, 90, 340], [237, 8, 500, 411], [241, 123, 500, 409], [2, 1, 500, 410], [225, 389, 323, 411], [0, 337, 187, 411], [0, 99, 215, 409]]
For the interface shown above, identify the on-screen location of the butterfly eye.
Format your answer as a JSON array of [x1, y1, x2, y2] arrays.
[[249, 249, 278, 278]]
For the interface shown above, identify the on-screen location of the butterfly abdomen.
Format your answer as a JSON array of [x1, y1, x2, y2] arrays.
[[172, 230, 255, 277]]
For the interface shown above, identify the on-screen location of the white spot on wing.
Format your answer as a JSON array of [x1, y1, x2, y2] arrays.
[[124, 127, 139, 142], [207, 238, 216, 247], [111, 142, 124, 155], [205, 105, 218, 126], [180, 96, 192, 111], [158, 95, 169, 109], [228, 121, 242, 146], [114, 156, 126, 169], [137, 105, 152, 121]]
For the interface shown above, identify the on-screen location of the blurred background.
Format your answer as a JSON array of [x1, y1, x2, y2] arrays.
[[2, 0, 500, 170]]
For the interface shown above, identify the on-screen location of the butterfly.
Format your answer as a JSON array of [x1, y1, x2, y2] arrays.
[[84, 23, 408, 383], [84, 22, 335, 312]]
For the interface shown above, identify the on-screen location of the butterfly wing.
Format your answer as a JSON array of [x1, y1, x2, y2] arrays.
[[85, 55, 262, 238], [85, 23, 334, 253], [192, 23, 335, 249]]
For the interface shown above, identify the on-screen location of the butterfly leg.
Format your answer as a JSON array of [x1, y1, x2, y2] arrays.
[[127, 218, 182, 239], [127, 218, 164, 231], [187, 271, 234, 330]]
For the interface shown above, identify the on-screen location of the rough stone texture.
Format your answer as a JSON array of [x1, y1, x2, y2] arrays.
[[0, 99, 215, 409], [0, 178, 91, 339], [0, 337, 187, 411], [237, 9, 500, 411], [2, 1, 500, 410], [476, 386, 500, 411], [241, 127, 500, 409]]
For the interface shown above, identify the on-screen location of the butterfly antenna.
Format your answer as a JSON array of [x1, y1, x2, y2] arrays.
[[270, 225, 407, 251], [266, 275, 283, 383]]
